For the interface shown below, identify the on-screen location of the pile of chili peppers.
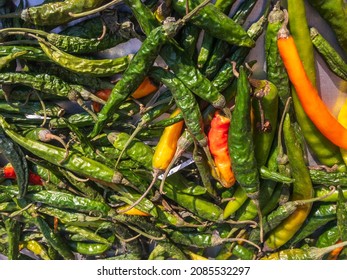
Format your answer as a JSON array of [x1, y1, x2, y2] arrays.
[[0, 0, 347, 260]]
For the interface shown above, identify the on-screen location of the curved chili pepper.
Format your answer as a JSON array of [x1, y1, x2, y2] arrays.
[[277, 20, 347, 151], [264, 113, 313, 250]]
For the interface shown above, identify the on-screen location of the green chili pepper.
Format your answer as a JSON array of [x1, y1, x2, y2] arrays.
[[0, 101, 64, 117], [0, 45, 48, 62], [337, 186, 347, 241], [264, 113, 314, 250], [309, 169, 347, 187], [0, 72, 104, 104], [178, 23, 200, 60], [288, 203, 337, 247], [307, 0, 347, 53], [4, 217, 21, 260], [265, 2, 290, 109], [259, 166, 294, 184], [316, 224, 340, 248], [0, 50, 27, 71], [310, 27, 347, 81], [172, 0, 254, 47], [26, 190, 111, 216], [252, 79, 279, 167], [16, 0, 106, 26], [0, 134, 28, 198], [229, 65, 259, 198], [35, 215, 75, 260]]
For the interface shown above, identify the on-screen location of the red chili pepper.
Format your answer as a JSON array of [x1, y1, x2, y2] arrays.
[[1, 165, 43, 185], [208, 111, 235, 188]]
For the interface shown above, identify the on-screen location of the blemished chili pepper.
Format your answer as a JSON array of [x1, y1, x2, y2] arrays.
[[0, 50, 27, 71], [0, 134, 28, 198], [0, 115, 135, 190], [229, 65, 259, 199], [208, 111, 235, 188], [264, 113, 313, 250], [337, 186, 347, 241], [1, 0, 106, 26], [288, 203, 337, 247], [307, 0, 347, 53], [62, 225, 112, 245], [178, 23, 200, 60], [89, 1, 210, 137], [4, 217, 21, 260], [0, 45, 48, 62], [261, 240, 347, 260], [282, 7, 344, 167], [0, 72, 105, 105], [265, 2, 290, 109], [277, 21, 347, 151], [20, 240, 50, 260], [252, 79, 279, 167], [172, 0, 254, 47], [310, 27, 347, 81]]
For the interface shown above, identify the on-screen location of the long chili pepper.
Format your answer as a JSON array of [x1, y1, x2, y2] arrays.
[[284, 5, 344, 167], [0, 134, 28, 198], [337, 97, 347, 166], [0, 26, 133, 54], [265, 2, 290, 110], [152, 108, 184, 174], [310, 27, 347, 81], [0, 0, 106, 26], [0, 101, 65, 117], [277, 16, 347, 151], [0, 45, 48, 62], [208, 111, 235, 188], [307, 0, 347, 53], [172, 0, 254, 47], [0, 72, 106, 105], [264, 113, 314, 251], [90, 0, 210, 138], [228, 65, 259, 199]]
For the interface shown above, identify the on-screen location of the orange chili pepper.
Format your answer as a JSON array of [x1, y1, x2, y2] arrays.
[[327, 240, 343, 260], [152, 108, 184, 171], [207, 111, 235, 188], [277, 16, 347, 150], [92, 77, 158, 112], [117, 205, 151, 216]]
